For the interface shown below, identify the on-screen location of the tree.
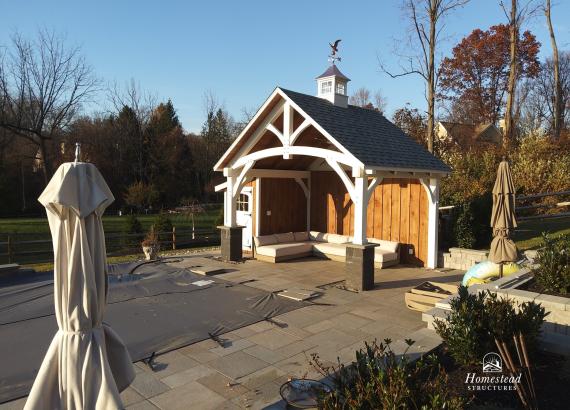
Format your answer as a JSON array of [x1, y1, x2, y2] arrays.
[[0, 30, 98, 183], [349, 87, 387, 113], [544, 0, 563, 139], [124, 181, 159, 212], [393, 105, 427, 147], [438, 24, 540, 126], [500, 0, 540, 148], [520, 52, 570, 134], [381, 0, 470, 153]]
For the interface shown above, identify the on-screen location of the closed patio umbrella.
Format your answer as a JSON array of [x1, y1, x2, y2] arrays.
[[488, 158, 518, 277], [25, 161, 134, 409]]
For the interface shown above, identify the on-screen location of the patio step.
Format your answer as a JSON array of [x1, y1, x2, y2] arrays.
[[422, 306, 449, 330]]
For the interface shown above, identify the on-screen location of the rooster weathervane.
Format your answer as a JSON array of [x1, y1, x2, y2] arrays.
[[328, 39, 342, 64]]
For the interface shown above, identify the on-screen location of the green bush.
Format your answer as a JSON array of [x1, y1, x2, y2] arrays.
[[435, 286, 547, 366], [152, 213, 173, 243], [124, 214, 143, 246], [434, 286, 490, 365], [452, 202, 476, 248], [214, 207, 224, 227], [311, 339, 464, 409], [534, 233, 570, 294]]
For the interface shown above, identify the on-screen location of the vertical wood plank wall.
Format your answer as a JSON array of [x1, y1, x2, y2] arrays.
[[310, 171, 429, 265], [258, 178, 307, 235]]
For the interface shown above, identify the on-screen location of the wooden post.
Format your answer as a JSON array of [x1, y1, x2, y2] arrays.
[[172, 226, 176, 250]]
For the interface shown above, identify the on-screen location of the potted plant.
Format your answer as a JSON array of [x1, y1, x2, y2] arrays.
[[141, 227, 160, 261]]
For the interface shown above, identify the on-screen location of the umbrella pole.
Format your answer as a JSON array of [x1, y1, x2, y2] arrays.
[[499, 263, 503, 279]]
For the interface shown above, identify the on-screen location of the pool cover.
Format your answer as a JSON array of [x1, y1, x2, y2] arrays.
[[0, 260, 305, 403]]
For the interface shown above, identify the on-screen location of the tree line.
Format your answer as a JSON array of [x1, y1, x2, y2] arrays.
[[382, 0, 567, 152], [0, 31, 243, 216]]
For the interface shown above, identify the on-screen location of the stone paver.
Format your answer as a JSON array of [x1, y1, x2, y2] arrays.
[[1, 253, 463, 410], [208, 350, 270, 380]]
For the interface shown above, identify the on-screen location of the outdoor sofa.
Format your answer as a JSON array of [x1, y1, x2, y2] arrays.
[[253, 231, 400, 268]]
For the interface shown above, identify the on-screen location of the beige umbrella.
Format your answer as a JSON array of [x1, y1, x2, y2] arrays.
[[488, 158, 518, 277], [25, 161, 134, 409]]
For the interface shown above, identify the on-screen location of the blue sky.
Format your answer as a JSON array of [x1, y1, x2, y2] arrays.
[[2, 0, 569, 133]]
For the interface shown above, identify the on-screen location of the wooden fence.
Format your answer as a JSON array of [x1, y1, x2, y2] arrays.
[[0, 227, 221, 265]]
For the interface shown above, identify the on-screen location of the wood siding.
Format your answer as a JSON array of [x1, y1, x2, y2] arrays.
[[310, 171, 428, 265], [258, 178, 307, 235]]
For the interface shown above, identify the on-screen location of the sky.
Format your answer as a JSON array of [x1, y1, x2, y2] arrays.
[[1, 0, 569, 133]]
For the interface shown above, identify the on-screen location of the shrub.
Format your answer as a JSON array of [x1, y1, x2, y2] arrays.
[[534, 233, 570, 294], [124, 214, 143, 246], [311, 339, 465, 409], [435, 286, 547, 366], [153, 213, 173, 242], [452, 202, 476, 248], [214, 207, 224, 227], [434, 286, 491, 366]]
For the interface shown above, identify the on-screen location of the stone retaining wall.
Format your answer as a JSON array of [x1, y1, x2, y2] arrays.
[[441, 247, 489, 270]]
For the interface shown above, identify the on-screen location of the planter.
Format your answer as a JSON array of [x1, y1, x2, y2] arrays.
[[142, 244, 159, 261]]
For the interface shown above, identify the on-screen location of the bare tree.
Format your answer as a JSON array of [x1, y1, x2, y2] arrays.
[[500, 0, 539, 148], [349, 87, 387, 113], [349, 87, 371, 107], [108, 79, 156, 182], [0, 30, 99, 183], [381, 0, 470, 153], [544, 0, 563, 139]]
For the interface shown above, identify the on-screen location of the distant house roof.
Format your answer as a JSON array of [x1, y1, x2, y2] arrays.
[[281, 88, 450, 173], [316, 65, 350, 81], [439, 121, 501, 147]]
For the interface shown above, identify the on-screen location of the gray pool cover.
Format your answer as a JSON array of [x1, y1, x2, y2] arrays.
[[0, 260, 305, 403]]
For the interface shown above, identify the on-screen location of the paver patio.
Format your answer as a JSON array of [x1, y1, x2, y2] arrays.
[[0, 253, 463, 410]]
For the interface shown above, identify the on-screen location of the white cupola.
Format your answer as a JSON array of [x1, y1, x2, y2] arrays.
[[316, 64, 350, 108]]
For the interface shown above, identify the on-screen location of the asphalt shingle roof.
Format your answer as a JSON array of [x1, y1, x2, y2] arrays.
[[280, 88, 451, 173]]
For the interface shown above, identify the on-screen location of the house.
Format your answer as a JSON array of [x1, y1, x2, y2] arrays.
[[436, 121, 502, 149], [214, 60, 450, 287]]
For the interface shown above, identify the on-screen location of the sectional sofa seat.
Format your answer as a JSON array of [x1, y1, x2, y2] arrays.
[[254, 231, 399, 268]]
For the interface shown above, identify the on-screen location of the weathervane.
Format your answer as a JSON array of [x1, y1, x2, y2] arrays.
[[328, 39, 342, 64]]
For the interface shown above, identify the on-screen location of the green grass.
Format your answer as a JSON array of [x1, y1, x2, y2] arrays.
[[514, 216, 570, 250], [0, 208, 222, 238], [0, 206, 223, 265]]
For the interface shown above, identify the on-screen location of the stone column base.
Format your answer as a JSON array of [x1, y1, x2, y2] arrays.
[[218, 226, 243, 262], [345, 243, 378, 292]]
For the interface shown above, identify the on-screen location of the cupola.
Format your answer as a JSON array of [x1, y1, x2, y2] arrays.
[[316, 40, 350, 108]]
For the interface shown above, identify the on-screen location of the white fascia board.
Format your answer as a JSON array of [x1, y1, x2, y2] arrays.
[[213, 88, 282, 172], [275, 88, 363, 169]]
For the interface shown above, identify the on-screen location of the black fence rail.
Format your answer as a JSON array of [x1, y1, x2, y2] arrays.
[[0, 227, 220, 265]]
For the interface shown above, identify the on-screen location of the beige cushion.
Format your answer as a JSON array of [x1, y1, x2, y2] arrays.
[[326, 233, 350, 244], [274, 232, 295, 243], [254, 234, 277, 247], [309, 231, 328, 242], [255, 242, 313, 258], [374, 248, 399, 263], [312, 242, 348, 257], [293, 231, 309, 241], [368, 238, 399, 252]]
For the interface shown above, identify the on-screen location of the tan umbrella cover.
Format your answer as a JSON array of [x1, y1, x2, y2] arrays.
[[489, 160, 518, 264], [25, 162, 134, 410]]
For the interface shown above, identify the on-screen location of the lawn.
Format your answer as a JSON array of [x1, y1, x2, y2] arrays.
[[514, 216, 570, 250], [0, 208, 222, 237], [0, 206, 223, 265]]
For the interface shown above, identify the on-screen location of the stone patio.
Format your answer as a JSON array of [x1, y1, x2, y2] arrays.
[[1, 253, 463, 410]]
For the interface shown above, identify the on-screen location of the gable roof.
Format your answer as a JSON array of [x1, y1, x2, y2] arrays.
[[281, 88, 450, 173], [439, 121, 501, 147]]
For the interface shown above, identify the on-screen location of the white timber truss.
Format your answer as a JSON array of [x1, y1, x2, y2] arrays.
[[214, 88, 445, 267]]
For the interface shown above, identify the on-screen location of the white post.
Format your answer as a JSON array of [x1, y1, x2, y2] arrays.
[[352, 175, 367, 245], [224, 169, 237, 227], [426, 178, 440, 269], [306, 176, 311, 232]]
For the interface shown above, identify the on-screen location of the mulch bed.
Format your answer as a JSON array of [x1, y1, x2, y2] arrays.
[[438, 347, 570, 409], [523, 280, 570, 299]]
